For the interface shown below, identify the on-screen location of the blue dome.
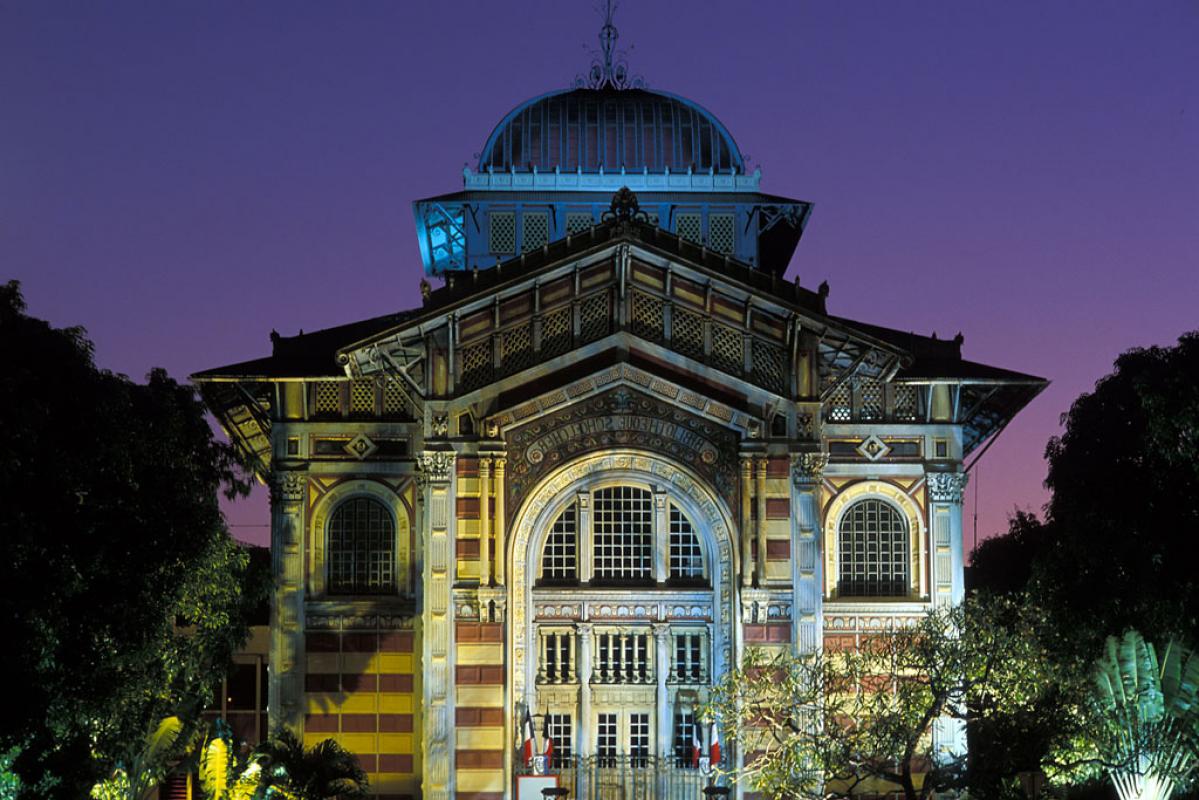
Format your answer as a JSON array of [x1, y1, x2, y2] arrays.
[[478, 87, 745, 175]]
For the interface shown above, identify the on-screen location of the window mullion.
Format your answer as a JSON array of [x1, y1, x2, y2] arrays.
[[577, 491, 592, 584], [653, 489, 668, 584]]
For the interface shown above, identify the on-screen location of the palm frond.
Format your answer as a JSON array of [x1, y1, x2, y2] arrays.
[[199, 736, 230, 799], [145, 716, 184, 764]]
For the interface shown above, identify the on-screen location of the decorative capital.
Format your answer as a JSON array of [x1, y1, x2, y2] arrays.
[[270, 470, 306, 506], [575, 622, 593, 638], [652, 622, 671, 643], [417, 451, 455, 485], [791, 452, 828, 488], [479, 457, 492, 476], [927, 471, 969, 504], [493, 457, 507, 474], [430, 414, 449, 438]]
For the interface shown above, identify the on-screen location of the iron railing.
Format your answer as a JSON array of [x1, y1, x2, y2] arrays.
[[516, 754, 728, 800]]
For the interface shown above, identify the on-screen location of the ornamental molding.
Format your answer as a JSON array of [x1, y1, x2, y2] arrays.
[[791, 452, 829, 488], [503, 385, 742, 525], [926, 471, 969, 504], [270, 470, 307, 505], [417, 450, 455, 485]]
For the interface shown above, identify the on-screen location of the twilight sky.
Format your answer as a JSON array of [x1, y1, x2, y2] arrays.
[[4, 1, 1196, 549]]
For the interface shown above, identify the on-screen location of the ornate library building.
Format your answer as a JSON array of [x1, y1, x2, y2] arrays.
[[196, 15, 1045, 800]]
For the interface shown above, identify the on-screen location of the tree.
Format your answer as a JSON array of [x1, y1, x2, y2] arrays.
[[709, 597, 1059, 800], [0, 281, 267, 798], [1090, 631, 1199, 800], [253, 730, 368, 800], [89, 717, 189, 800]]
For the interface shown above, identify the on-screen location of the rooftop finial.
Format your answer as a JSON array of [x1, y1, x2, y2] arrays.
[[575, 1, 644, 90]]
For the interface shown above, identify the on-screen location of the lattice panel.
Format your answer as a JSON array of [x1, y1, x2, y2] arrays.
[[565, 212, 593, 235], [630, 291, 664, 342], [501, 323, 534, 376], [671, 307, 705, 360], [313, 382, 341, 416], [752, 339, 787, 394], [459, 339, 494, 392], [579, 292, 610, 344], [489, 211, 516, 255], [349, 379, 375, 416], [894, 384, 918, 421], [382, 380, 406, 416], [675, 213, 702, 244], [827, 382, 852, 422], [522, 212, 549, 253], [540, 306, 572, 358], [708, 213, 735, 254], [859, 378, 884, 421], [709, 324, 744, 375]]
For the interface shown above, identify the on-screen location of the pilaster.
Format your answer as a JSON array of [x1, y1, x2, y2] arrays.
[[269, 468, 307, 733], [790, 452, 827, 654], [418, 450, 455, 800], [927, 469, 969, 762]]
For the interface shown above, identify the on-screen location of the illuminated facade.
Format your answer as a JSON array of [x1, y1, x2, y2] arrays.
[[195, 15, 1045, 800]]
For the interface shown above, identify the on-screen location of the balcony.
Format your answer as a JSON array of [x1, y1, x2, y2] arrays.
[[516, 755, 727, 800]]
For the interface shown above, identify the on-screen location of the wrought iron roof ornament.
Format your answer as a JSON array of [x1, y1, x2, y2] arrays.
[[574, 0, 645, 90], [601, 186, 649, 224]]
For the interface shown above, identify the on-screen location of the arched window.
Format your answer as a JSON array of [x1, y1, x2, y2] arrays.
[[838, 499, 909, 597], [592, 486, 653, 583], [669, 506, 704, 583], [542, 502, 577, 584], [328, 497, 394, 595]]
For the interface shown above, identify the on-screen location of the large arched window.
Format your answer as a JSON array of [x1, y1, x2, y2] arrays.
[[537, 486, 706, 587], [328, 497, 395, 595], [838, 499, 909, 597]]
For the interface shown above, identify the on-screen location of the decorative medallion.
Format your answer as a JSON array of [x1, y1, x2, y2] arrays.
[[343, 434, 378, 461], [856, 434, 890, 461]]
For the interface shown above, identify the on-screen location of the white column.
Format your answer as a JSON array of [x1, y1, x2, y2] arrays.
[[269, 470, 306, 733], [653, 623, 672, 756], [418, 451, 455, 800], [790, 453, 827, 654], [653, 488, 668, 584], [576, 623, 593, 756], [927, 471, 969, 761], [577, 491, 593, 585]]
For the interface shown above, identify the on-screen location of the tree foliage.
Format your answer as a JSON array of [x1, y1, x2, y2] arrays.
[[253, 729, 368, 800], [0, 281, 266, 798], [709, 597, 1060, 800]]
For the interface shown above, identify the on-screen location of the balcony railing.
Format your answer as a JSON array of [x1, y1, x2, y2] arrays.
[[516, 755, 727, 800]]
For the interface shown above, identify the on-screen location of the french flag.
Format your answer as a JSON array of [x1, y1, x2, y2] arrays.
[[691, 717, 703, 769], [521, 707, 536, 766], [709, 718, 721, 765], [542, 714, 555, 765]]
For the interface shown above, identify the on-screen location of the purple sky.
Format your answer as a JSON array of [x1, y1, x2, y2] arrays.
[[5, 2, 1196, 549]]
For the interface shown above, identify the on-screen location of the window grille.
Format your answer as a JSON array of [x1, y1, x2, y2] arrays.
[[630, 291, 665, 342], [314, 382, 341, 416], [708, 213, 735, 254], [710, 324, 744, 375], [838, 499, 909, 597], [547, 714, 572, 767], [489, 211, 516, 255], [859, 378, 884, 421], [565, 212, 593, 236], [752, 339, 786, 394], [382, 379, 406, 416], [541, 631, 574, 683], [673, 632, 705, 683], [328, 497, 394, 594], [894, 384, 918, 421], [669, 506, 704, 582], [671, 307, 705, 360], [579, 292, 611, 344], [630, 713, 650, 766], [349, 379, 375, 416], [501, 323, 534, 376], [592, 486, 653, 582], [540, 306, 572, 358], [596, 632, 649, 684], [541, 503, 577, 583], [522, 212, 550, 253], [673, 711, 699, 768], [597, 714, 617, 766], [676, 213, 702, 244], [827, 382, 852, 422], [459, 339, 493, 392]]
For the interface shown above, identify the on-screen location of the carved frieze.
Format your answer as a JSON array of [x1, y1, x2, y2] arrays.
[[791, 452, 828, 488], [505, 387, 739, 521]]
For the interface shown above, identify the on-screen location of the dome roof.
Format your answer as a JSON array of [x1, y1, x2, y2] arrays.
[[477, 87, 745, 176]]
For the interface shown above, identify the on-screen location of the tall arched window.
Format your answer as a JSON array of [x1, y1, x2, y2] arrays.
[[669, 506, 704, 583], [328, 497, 395, 595], [592, 486, 653, 583], [838, 499, 909, 597], [537, 486, 707, 587]]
